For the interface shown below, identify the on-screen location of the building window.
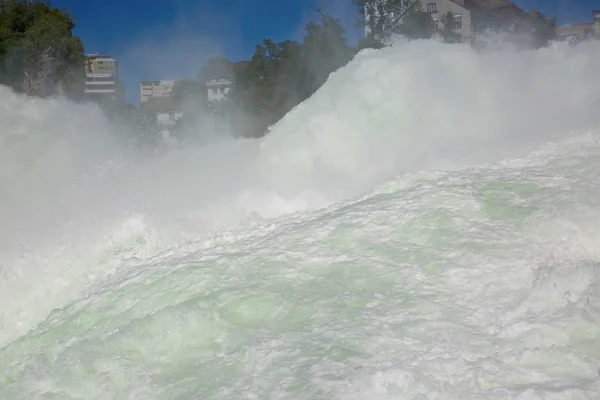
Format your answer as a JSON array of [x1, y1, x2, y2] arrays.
[[433, 19, 439, 32], [454, 14, 462, 30], [427, 2, 437, 13]]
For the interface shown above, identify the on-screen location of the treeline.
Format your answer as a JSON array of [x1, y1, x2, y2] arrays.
[[0, 0, 559, 142], [0, 0, 84, 98], [171, 0, 558, 139], [171, 10, 358, 139], [169, 3, 462, 140]]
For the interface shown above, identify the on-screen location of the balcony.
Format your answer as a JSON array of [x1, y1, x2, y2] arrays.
[[85, 81, 115, 85], [85, 73, 115, 79], [84, 88, 117, 94]]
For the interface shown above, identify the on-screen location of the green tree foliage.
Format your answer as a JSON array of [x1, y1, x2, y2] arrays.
[[398, 8, 434, 40], [353, 0, 432, 45], [301, 10, 353, 96], [249, 39, 294, 117], [530, 13, 556, 48], [166, 78, 207, 138], [199, 56, 234, 82], [172, 78, 206, 106], [0, 0, 84, 98], [218, 39, 301, 137], [226, 11, 354, 137], [439, 12, 462, 43]]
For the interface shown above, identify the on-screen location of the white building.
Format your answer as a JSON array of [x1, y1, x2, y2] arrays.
[[140, 80, 182, 137], [555, 9, 600, 42], [156, 110, 182, 136], [84, 73, 117, 95], [206, 78, 233, 102]]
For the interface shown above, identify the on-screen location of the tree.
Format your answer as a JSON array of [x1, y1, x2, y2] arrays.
[[172, 78, 205, 105], [231, 39, 295, 136], [301, 10, 352, 97], [199, 56, 234, 83], [228, 12, 353, 138], [0, 0, 84, 98], [355, 34, 386, 51], [530, 12, 556, 48], [353, 0, 432, 44], [195, 11, 357, 138], [439, 11, 462, 43], [399, 9, 434, 40]]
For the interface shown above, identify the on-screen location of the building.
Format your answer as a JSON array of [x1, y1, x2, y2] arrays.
[[145, 95, 183, 138], [556, 23, 595, 41], [140, 80, 176, 103], [204, 61, 252, 102], [423, 0, 473, 40], [139, 80, 182, 137], [154, 101, 182, 136], [84, 54, 117, 76], [83, 53, 124, 106], [556, 10, 600, 42], [206, 78, 233, 102], [365, 0, 548, 44], [364, 0, 473, 40]]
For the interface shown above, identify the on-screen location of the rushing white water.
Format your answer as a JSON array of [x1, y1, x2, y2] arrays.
[[1, 39, 600, 399]]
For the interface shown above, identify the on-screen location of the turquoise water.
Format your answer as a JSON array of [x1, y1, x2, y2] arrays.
[[2, 133, 600, 399]]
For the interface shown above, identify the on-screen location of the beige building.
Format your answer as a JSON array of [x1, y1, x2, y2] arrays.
[[557, 10, 600, 41], [556, 23, 596, 41], [83, 53, 124, 105], [364, 0, 473, 41], [84, 54, 117, 76], [140, 80, 176, 103], [423, 0, 472, 40]]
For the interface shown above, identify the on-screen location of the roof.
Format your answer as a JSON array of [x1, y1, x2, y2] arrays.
[[206, 78, 233, 86]]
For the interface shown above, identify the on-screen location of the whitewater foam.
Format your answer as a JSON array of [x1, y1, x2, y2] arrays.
[[259, 40, 600, 182], [1, 38, 600, 398]]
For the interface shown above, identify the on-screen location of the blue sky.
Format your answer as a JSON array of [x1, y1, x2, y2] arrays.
[[52, 0, 597, 104]]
